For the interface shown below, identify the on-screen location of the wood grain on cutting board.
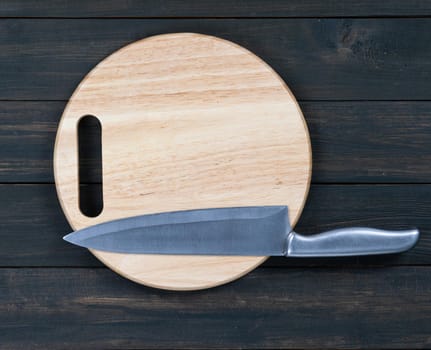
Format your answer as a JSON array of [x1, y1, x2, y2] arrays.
[[54, 33, 311, 290]]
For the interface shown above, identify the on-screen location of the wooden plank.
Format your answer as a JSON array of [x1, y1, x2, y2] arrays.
[[0, 101, 65, 183], [1, 184, 429, 267], [0, 19, 430, 100], [305, 101, 431, 183], [1, 0, 431, 18], [2, 101, 431, 184], [1, 267, 430, 348]]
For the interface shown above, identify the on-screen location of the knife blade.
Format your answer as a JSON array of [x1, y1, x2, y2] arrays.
[[63, 206, 419, 257]]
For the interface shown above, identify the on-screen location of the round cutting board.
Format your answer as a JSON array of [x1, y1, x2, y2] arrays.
[[54, 33, 311, 290]]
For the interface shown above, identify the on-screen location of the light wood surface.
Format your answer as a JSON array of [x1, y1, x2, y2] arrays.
[[54, 33, 311, 290]]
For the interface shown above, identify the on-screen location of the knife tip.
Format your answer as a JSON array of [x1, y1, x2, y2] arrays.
[[63, 233, 75, 244]]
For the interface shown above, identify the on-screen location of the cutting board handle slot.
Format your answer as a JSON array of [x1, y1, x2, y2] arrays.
[[77, 115, 103, 217]]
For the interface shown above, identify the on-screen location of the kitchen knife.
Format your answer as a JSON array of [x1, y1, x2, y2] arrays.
[[63, 206, 419, 257]]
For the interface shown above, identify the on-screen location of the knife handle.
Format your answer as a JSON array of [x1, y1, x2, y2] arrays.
[[286, 227, 419, 257]]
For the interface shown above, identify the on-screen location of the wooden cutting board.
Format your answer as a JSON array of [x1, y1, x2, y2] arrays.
[[54, 33, 312, 290]]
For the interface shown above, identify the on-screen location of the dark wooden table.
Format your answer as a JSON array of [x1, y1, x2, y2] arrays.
[[1, 1, 431, 348]]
